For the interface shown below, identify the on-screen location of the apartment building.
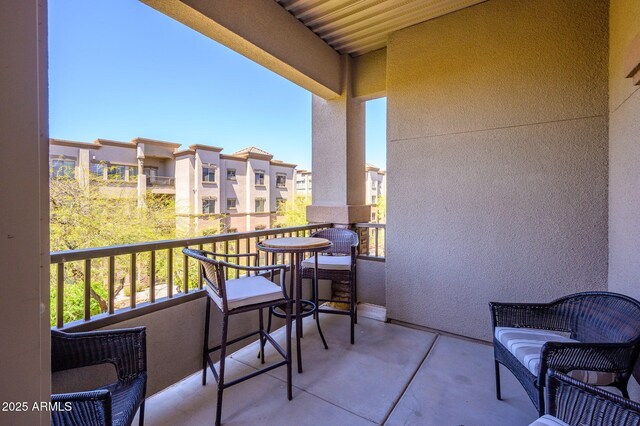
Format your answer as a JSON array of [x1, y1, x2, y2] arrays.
[[49, 138, 296, 233], [295, 169, 312, 199], [365, 164, 386, 206], [295, 164, 386, 221]]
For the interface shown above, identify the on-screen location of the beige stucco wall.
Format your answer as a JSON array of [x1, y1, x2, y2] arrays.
[[385, 0, 609, 341], [0, 0, 50, 424], [608, 0, 640, 301], [195, 149, 221, 214], [352, 48, 387, 101], [175, 155, 196, 215], [269, 164, 294, 211], [247, 158, 270, 213], [52, 296, 264, 397], [222, 159, 246, 213]]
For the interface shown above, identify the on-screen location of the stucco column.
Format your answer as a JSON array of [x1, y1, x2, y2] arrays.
[[307, 55, 371, 225], [136, 144, 146, 208], [77, 148, 90, 188], [0, 0, 51, 423]]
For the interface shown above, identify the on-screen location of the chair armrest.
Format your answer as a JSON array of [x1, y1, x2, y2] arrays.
[[546, 370, 640, 424], [51, 390, 112, 426], [538, 341, 636, 385], [489, 301, 571, 331], [51, 327, 146, 382]]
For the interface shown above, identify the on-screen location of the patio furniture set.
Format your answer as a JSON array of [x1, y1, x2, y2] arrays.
[[51, 229, 640, 425]]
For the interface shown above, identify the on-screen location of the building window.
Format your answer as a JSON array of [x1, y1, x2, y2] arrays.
[[255, 198, 266, 213], [255, 170, 265, 186], [128, 166, 138, 182], [296, 179, 305, 189], [202, 198, 216, 214], [107, 165, 127, 180], [276, 197, 286, 211], [371, 196, 377, 204], [90, 162, 105, 178], [50, 159, 76, 179], [276, 173, 287, 188], [227, 198, 237, 210], [202, 167, 216, 183], [227, 169, 236, 180]]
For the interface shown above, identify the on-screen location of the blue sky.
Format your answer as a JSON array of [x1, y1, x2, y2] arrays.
[[48, 0, 386, 171]]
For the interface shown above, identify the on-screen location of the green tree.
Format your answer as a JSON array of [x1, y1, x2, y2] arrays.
[[50, 174, 178, 325], [275, 195, 310, 227], [375, 194, 386, 223]]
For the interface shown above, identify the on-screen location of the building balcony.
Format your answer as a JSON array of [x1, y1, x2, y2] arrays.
[[49, 223, 640, 424], [49, 224, 539, 425], [146, 176, 175, 187], [131, 312, 539, 426]]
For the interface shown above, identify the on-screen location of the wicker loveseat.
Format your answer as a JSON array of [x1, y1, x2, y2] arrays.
[[490, 292, 640, 416], [529, 370, 640, 426], [51, 327, 147, 426]]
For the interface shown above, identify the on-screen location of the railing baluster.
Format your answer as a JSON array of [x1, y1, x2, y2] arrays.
[[57, 263, 64, 328], [167, 249, 173, 298], [246, 238, 251, 267], [235, 239, 241, 276], [183, 250, 189, 294], [108, 256, 115, 314], [130, 253, 136, 308], [198, 244, 203, 289], [49, 223, 335, 327], [375, 226, 380, 257], [224, 241, 229, 279], [84, 259, 91, 321], [150, 251, 156, 303]]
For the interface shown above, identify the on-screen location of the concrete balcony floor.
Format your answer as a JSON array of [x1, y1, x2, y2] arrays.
[[141, 314, 539, 425]]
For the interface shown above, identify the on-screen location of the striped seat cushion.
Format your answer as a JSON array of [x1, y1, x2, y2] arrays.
[[528, 415, 569, 426], [495, 327, 617, 386]]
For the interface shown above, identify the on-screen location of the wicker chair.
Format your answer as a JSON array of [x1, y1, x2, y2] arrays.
[[528, 370, 640, 426], [183, 249, 292, 426], [51, 327, 147, 426], [300, 228, 359, 344], [490, 291, 640, 416]]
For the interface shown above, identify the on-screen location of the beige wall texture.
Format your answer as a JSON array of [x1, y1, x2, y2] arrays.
[[52, 296, 264, 397], [385, 0, 609, 341], [0, 0, 50, 425], [608, 0, 640, 302]]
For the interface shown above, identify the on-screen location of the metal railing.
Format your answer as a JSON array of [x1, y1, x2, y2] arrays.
[[51, 223, 331, 329], [147, 176, 175, 186], [355, 223, 386, 260]]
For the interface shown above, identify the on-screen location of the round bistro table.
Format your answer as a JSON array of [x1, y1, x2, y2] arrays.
[[257, 237, 332, 373]]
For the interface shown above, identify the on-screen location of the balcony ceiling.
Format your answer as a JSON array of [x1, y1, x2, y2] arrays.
[[275, 0, 487, 56]]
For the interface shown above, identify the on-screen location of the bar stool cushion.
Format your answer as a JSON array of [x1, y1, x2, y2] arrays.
[[528, 415, 569, 426], [206, 275, 284, 311], [301, 255, 351, 271], [495, 327, 618, 385]]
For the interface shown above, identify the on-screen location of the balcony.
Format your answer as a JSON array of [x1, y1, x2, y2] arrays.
[[49, 223, 640, 425], [50, 223, 540, 425], [4, 1, 640, 425], [133, 312, 539, 426], [146, 176, 175, 187]]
